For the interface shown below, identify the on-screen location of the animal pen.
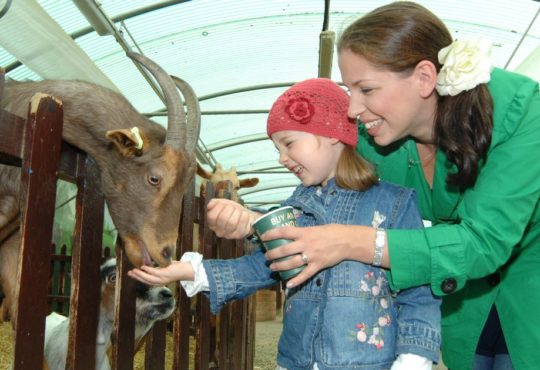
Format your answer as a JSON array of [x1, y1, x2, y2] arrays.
[[0, 70, 263, 370]]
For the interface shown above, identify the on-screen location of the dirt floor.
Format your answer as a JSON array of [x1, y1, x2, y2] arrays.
[[0, 317, 278, 370], [0, 322, 11, 369], [1, 316, 446, 369], [253, 316, 281, 370]]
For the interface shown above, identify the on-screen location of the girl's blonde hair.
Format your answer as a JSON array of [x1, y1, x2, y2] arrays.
[[335, 145, 377, 191]]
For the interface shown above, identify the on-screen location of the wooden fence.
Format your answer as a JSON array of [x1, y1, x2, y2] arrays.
[[45, 180, 257, 370], [47, 244, 115, 316], [1, 72, 257, 369]]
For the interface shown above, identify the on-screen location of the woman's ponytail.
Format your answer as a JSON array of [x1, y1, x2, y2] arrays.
[[436, 85, 493, 189]]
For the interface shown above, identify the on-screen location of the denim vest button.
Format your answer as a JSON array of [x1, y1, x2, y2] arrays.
[[315, 278, 322, 287]]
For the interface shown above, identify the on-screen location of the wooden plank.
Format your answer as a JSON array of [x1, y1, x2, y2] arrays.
[[245, 293, 256, 370], [0, 109, 24, 166], [211, 182, 233, 370], [0, 109, 79, 176], [57, 141, 83, 181], [213, 181, 233, 370], [236, 198, 256, 370], [13, 93, 63, 370], [231, 240, 247, 370], [218, 237, 233, 370], [144, 320, 167, 370], [173, 179, 195, 370], [214, 181, 251, 370], [111, 245, 137, 370], [195, 181, 216, 370], [66, 154, 105, 369]]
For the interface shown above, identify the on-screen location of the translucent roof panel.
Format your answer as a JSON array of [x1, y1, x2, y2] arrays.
[[2, 0, 539, 209]]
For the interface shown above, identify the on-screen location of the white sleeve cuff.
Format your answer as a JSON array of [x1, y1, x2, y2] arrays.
[[391, 353, 432, 370], [179, 252, 210, 297]]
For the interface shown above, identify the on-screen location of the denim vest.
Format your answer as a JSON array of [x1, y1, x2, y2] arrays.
[[204, 179, 441, 370]]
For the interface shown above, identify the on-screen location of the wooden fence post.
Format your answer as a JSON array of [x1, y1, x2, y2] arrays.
[[12, 94, 63, 370], [173, 178, 196, 370], [66, 155, 105, 369]]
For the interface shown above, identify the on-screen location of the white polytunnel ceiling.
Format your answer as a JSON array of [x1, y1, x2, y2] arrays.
[[1, 0, 539, 208]]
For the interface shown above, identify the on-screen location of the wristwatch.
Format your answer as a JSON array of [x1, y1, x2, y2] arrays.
[[372, 228, 385, 267]]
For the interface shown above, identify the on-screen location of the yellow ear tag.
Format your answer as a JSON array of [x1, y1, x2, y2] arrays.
[[130, 126, 144, 150]]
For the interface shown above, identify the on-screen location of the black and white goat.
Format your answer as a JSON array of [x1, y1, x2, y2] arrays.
[[43, 258, 175, 370]]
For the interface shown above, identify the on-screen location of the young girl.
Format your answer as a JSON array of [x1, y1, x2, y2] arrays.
[[129, 78, 441, 370]]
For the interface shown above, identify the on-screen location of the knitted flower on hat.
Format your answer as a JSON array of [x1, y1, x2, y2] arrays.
[[267, 78, 357, 146], [285, 97, 314, 124]]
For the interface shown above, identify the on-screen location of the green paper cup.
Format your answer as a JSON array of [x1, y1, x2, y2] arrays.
[[252, 206, 305, 280]]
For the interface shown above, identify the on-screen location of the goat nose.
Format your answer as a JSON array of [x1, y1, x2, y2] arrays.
[[160, 289, 173, 299], [161, 246, 173, 261]]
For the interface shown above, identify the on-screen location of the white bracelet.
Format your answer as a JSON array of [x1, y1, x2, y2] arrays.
[[372, 228, 385, 267]]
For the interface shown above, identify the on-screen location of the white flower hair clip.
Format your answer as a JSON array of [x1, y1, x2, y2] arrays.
[[436, 38, 493, 96]]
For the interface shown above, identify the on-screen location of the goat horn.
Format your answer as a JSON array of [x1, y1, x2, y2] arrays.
[[171, 76, 200, 154], [126, 52, 186, 151]]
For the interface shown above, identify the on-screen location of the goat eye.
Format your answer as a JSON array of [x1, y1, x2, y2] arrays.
[[107, 272, 116, 284], [147, 175, 161, 186]]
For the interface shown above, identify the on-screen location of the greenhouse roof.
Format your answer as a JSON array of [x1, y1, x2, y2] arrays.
[[1, 0, 539, 208]]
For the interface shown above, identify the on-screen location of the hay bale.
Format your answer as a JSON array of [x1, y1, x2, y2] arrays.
[[0, 321, 13, 369], [255, 289, 276, 322]]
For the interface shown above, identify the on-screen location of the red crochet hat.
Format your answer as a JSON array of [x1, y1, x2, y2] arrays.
[[266, 78, 357, 146]]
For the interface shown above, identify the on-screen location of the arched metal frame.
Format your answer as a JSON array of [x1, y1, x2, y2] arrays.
[[2, 0, 539, 208]]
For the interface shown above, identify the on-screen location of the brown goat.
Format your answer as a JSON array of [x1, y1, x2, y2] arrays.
[[0, 52, 199, 321], [197, 163, 259, 202]]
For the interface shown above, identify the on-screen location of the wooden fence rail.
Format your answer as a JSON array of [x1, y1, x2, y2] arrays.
[[1, 77, 256, 370]]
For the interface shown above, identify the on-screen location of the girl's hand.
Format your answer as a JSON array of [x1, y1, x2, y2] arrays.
[[128, 260, 193, 286], [206, 198, 261, 239], [263, 224, 375, 288]]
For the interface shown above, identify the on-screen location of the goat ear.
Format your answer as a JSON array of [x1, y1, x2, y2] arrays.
[[106, 127, 146, 157], [196, 163, 213, 180], [239, 177, 259, 188]]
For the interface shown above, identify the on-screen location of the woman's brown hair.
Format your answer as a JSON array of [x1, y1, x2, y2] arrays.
[[336, 145, 377, 191], [338, 1, 493, 189]]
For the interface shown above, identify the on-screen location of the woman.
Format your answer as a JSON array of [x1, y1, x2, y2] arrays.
[[212, 2, 540, 370]]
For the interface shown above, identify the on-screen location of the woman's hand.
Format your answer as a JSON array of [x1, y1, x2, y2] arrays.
[[263, 224, 376, 288], [206, 198, 261, 239]]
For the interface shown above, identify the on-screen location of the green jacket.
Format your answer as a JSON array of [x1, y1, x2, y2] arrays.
[[357, 68, 540, 370]]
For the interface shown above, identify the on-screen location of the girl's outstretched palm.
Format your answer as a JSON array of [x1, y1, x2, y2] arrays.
[[128, 261, 194, 286]]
